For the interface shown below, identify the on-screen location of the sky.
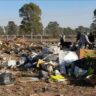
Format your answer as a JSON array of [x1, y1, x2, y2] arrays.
[[0, 0, 96, 28]]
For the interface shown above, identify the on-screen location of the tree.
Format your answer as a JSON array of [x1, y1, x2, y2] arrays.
[[0, 26, 4, 35], [93, 9, 96, 26], [44, 21, 60, 37], [75, 26, 89, 33], [94, 9, 96, 17], [19, 2, 43, 35], [90, 23, 96, 31], [63, 27, 75, 35], [6, 21, 18, 35], [90, 9, 96, 35]]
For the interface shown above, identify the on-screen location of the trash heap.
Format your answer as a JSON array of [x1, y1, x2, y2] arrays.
[[0, 38, 95, 86]]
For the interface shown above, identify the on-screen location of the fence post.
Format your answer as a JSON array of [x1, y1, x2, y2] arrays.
[[31, 32, 32, 40], [7, 35, 8, 40], [41, 35, 42, 42], [23, 35, 24, 39]]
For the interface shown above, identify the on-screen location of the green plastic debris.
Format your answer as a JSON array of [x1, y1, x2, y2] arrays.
[[87, 67, 94, 75]]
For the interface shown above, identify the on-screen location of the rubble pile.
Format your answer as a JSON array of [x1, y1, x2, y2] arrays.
[[0, 38, 95, 95]]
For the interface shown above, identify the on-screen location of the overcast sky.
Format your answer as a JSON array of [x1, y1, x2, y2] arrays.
[[0, 0, 96, 28]]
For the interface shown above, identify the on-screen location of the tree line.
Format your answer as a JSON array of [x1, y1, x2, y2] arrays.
[[0, 3, 96, 37]]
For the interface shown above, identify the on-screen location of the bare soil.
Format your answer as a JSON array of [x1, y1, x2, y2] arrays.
[[0, 77, 96, 96]]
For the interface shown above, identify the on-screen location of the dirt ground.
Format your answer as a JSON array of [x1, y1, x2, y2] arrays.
[[0, 77, 96, 96]]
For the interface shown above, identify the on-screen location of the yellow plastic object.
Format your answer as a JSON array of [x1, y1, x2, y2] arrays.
[[37, 59, 45, 67], [50, 75, 64, 81]]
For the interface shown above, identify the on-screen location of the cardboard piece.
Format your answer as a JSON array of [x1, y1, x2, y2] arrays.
[[79, 49, 96, 59]]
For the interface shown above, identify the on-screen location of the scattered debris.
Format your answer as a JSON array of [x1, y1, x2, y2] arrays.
[[0, 72, 14, 85], [0, 38, 95, 96]]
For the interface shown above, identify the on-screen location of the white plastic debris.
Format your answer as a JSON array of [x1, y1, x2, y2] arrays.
[[47, 65, 53, 72], [31, 52, 38, 58], [59, 50, 78, 74], [49, 61, 57, 67], [19, 57, 27, 65], [49, 45, 60, 54], [55, 70, 61, 75], [7, 60, 17, 68]]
